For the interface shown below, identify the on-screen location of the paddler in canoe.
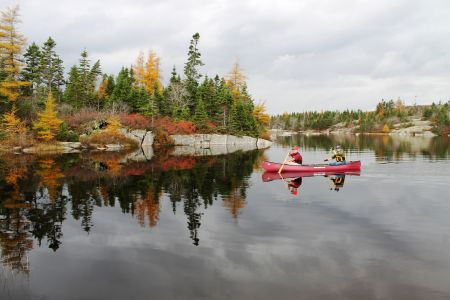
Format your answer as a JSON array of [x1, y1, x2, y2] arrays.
[[324, 145, 346, 165], [287, 146, 303, 165]]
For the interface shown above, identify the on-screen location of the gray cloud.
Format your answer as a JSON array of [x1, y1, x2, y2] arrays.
[[4, 0, 450, 113]]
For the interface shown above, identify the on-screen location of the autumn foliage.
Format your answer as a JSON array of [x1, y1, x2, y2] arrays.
[[153, 117, 196, 134], [33, 92, 63, 142], [2, 105, 28, 145], [119, 113, 153, 129], [133, 50, 162, 94]]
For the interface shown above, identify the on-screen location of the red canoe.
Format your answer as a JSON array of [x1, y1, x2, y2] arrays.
[[261, 160, 361, 173], [262, 170, 360, 182]]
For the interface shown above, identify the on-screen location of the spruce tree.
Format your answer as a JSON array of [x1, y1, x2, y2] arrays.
[[21, 42, 41, 102], [76, 50, 101, 107], [193, 97, 208, 129], [64, 66, 81, 108], [40, 37, 64, 101], [110, 67, 132, 107], [183, 33, 204, 113]]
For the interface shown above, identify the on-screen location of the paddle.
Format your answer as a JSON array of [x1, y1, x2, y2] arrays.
[[278, 150, 291, 174]]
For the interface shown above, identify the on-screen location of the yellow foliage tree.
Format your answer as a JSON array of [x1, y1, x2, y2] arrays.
[[253, 102, 270, 126], [106, 115, 121, 136], [2, 105, 27, 145], [382, 124, 390, 133], [33, 92, 63, 142], [226, 60, 247, 100], [133, 50, 162, 95], [133, 51, 145, 88], [0, 6, 29, 101], [98, 77, 109, 100]]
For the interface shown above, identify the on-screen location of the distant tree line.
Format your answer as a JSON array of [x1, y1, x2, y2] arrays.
[[271, 99, 450, 135]]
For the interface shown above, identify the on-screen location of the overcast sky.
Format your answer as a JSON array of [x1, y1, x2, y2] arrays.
[[4, 0, 450, 113]]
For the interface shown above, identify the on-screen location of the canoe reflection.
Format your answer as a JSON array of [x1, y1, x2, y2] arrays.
[[262, 171, 361, 195]]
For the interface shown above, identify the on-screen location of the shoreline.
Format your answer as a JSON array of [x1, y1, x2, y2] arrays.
[[0, 133, 273, 155]]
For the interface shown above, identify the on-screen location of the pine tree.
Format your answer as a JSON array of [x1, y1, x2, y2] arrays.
[[64, 66, 81, 108], [228, 100, 258, 136], [33, 91, 63, 142], [39, 37, 64, 101], [76, 50, 101, 107], [21, 42, 41, 102], [110, 67, 132, 107], [216, 78, 233, 127], [183, 33, 204, 112], [193, 97, 208, 129], [0, 6, 29, 102], [106, 74, 115, 95]]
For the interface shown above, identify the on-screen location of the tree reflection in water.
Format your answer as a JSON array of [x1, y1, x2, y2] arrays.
[[277, 134, 449, 160], [0, 148, 264, 273]]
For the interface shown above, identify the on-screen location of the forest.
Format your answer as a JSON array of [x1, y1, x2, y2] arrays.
[[270, 99, 450, 135], [0, 6, 270, 148]]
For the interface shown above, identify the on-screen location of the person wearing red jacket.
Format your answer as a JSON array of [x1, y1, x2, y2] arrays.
[[288, 146, 303, 165]]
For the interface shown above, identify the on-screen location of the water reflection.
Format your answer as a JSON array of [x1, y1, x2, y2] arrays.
[[277, 134, 449, 160], [0, 149, 264, 274], [262, 171, 360, 195]]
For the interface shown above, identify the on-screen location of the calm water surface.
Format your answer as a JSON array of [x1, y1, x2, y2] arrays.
[[0, 135, 449, 300]]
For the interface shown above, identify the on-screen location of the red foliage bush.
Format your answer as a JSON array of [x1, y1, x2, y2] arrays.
[[119, 113, 152, 130], [153, 117, 196, 134], [159, 157, 197, 171]]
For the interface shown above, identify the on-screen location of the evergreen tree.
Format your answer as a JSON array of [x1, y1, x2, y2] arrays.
[[64, 66, 81, 108], [21, 42, 41, 103], [193, 97, 208, 129], [78, 50, 101, 107], [39, 37, 64, 101], [64, 50, 101, 109], [153, 83, 169, 116], [216, 78, 233, 127], [228, 100, 258, 136], [106, 74, 115, 95], [198, 76, 220, 122], [183, 33, 204, 112], [110, 67, 132, 107]]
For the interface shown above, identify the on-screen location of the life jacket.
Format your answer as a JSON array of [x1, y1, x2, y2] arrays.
[[334, 177, 344, 185], [334, 148, 345, 162]]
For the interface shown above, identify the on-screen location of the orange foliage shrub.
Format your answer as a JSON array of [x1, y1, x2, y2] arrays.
[[153, 117, 196, 134], [119, 113, 152, 129]]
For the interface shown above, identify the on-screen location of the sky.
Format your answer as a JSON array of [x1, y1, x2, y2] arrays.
[[4, 0, 450, 114]]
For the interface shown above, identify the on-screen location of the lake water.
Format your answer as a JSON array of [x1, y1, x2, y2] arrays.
[[0, 135, 449, 300]]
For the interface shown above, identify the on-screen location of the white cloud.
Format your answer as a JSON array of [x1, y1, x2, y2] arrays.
[[3, 0, 450, 113]]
